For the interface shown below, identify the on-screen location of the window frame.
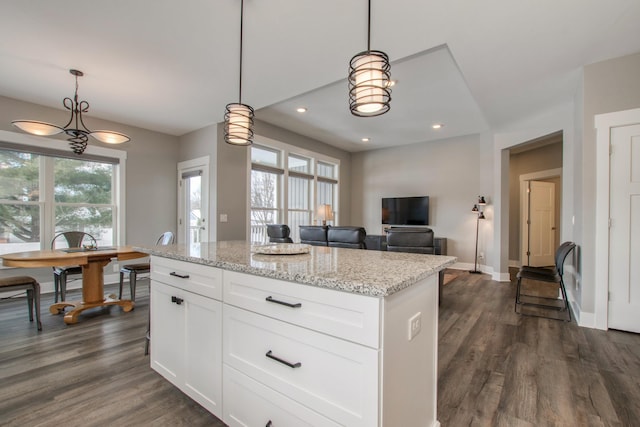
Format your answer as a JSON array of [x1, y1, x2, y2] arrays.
[[0, 130, 127, 251], [248, 134, 340, 243]]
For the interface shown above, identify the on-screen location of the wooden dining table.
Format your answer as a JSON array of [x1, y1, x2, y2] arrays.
[[0, 246, 146, 325]]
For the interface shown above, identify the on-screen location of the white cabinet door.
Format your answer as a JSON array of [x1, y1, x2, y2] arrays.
[[184, 291, 223, 415], [150, 280, 184, 385], [150, 280, 223, 418]]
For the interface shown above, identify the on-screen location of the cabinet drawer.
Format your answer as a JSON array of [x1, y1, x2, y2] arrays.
[[223, 270, 381, 348], [223, 305, 379, 427], [151, 256, 222, 300], [223, 365, 340, 427]]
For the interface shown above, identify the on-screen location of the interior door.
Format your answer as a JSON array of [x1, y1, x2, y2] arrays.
[[178, 157, 209, 244], [608, 123, 640, 333], [526, 180, 556, 266]]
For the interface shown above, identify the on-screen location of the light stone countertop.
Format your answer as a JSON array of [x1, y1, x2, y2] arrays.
[[134, 240, 457, 297]]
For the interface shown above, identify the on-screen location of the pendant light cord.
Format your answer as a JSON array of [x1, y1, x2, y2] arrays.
[[367, 0, 371, 51], [238, 0, 244, 104]]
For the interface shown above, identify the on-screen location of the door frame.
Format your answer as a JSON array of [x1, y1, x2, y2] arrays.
[[594, 107, 640, 330], [177, 156, 210, 244], [520, 168, 561, 267]]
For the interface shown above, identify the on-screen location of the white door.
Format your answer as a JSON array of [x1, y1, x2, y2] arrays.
[[608, 123, 640, 332], [178, 157, 209, 244], [526, 180, 556, 266]]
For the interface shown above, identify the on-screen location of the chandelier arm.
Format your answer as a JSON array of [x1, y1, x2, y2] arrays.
[[61, 97, 76, 129], [77, 100, 93, 133]]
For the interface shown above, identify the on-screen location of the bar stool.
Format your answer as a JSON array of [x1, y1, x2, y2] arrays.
[[0, 276, 42, 331]]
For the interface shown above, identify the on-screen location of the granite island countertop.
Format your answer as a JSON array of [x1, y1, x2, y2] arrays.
[[134, 240, 457, 298]]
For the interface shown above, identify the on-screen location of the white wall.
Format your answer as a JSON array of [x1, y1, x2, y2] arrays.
[[0, 95, 180, 289], [579, 51, 640, 325], [351, 134, 493, 270]]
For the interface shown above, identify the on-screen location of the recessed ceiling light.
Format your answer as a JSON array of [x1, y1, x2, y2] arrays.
[[432, 123, 444, 129], [361, 137, 370, 142], [296, 107, 307, 113]]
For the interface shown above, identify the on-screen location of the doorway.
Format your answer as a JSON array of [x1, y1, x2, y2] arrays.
[[520, 171, 561, 266], [508, 132, 563, 268], [177, 156, 209, 244]]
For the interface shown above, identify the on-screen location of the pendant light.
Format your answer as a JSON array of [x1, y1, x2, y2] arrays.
[[224, 0, 254, 146], [348, 0, 392, 117], [12, 69, 130, 155]]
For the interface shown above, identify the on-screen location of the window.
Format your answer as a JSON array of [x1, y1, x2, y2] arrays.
[[0, 142, 123, 255], [249, 137, 339, 243]]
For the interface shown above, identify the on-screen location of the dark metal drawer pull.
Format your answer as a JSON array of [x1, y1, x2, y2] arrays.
[[265, 350, 301, 368], [171, 296, 184, 305], [265, 296, 301, 308], [169, 271, 190, 279], [266, 422, 272, 427]]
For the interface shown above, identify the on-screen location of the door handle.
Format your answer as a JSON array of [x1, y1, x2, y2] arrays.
[[171, 296, 184, 305]]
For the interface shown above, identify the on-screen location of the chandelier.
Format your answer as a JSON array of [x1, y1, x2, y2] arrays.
[[12, 69, 130, 155]]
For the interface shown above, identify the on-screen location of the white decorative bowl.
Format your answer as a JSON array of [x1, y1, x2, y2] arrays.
[[251, 243, 311, 255]]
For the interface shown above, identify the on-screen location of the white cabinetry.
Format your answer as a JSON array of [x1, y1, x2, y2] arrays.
[[222, 270, 439, 427], [150, 256, 440, 427], [150, 256, 223, 418]]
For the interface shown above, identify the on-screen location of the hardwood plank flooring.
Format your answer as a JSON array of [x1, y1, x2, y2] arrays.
[[1, 273, 639, 426]]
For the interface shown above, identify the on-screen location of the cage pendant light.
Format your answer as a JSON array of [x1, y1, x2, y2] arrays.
[[12, 69, 130, 155], [348, 0, 391, 117], [224, 0, 255, 146]]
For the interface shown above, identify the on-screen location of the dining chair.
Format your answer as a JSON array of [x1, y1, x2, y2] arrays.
[[51, 231, 97, 303], [118, 231, 174, 356], [515, 241, 576, 321], [118, 231, 175, 303], [0, 276, 42, 331]]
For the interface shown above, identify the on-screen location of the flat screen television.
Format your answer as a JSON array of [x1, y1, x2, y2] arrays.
[[381, 196, 430, 225]]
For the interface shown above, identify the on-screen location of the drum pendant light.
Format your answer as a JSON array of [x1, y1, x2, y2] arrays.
[[348, 0, 392, 117], [224, 0, 255, 145]]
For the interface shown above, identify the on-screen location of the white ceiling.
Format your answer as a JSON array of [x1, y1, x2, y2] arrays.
[[1, 0, 639, 153]]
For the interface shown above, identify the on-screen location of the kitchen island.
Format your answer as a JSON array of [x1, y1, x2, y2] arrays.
[[137, 241, 456, 427]]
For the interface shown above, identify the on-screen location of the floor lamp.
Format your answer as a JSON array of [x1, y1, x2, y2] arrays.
[[470, 196, 486, 274]]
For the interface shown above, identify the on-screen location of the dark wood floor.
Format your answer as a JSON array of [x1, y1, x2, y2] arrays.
[[1, 273, 639, 426]]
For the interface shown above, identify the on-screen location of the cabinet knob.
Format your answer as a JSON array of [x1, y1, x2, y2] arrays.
[[171, 296, 184, 305], [265, 422, 272, 427]]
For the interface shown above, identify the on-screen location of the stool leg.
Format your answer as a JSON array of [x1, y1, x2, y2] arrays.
[[119, 271, 125, 299], [26, 289, 34, 321], [515, 277, 522, 313], [54, 273, 59, 303], [33, 282, 42, 331], [60, 272, 67, 302], [130, 271, 137, 302]]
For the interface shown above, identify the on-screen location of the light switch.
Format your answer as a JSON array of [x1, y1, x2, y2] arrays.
[[220, 214, 228, 223]]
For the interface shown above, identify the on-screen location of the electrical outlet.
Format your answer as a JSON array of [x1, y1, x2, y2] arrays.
[[408, 312, 422, 341], [479, 252, 485, 259]]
